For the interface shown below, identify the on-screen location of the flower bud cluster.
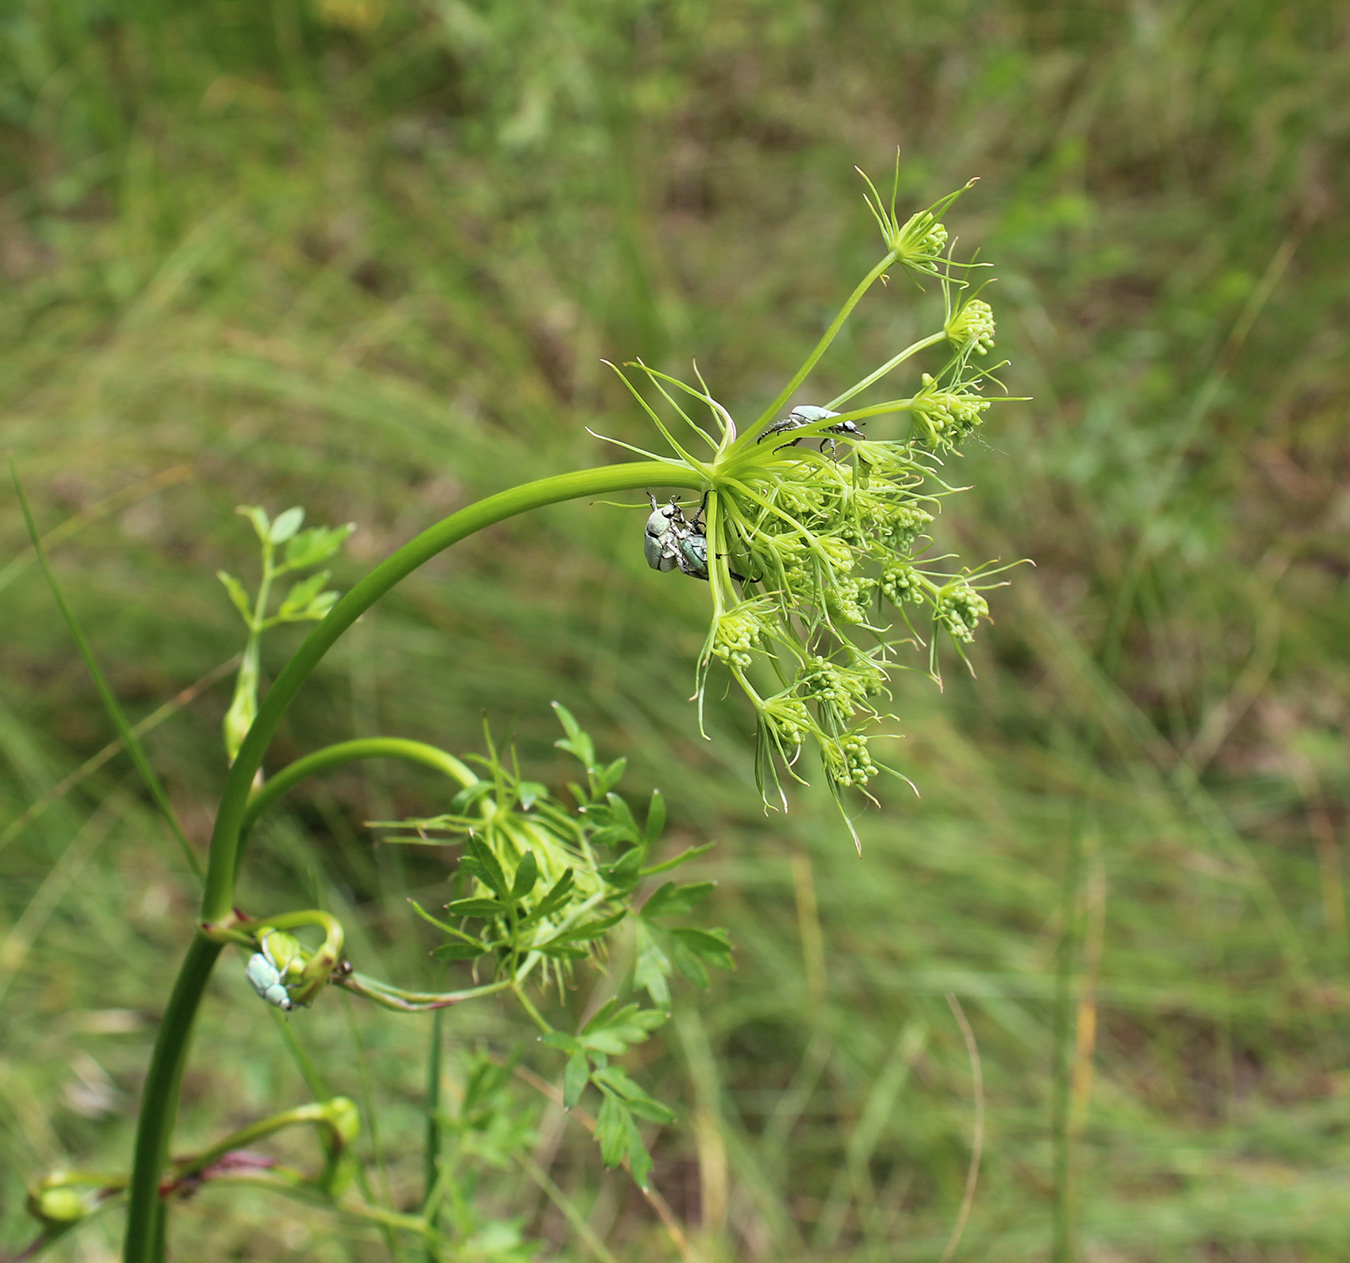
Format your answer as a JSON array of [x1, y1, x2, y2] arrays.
[[880, 562, 925, 606], [763, 695, 812, 748], [795, 655, 886, 716], [616, 174, 1017, 834], [946, 298, 996, 354], [935, 580, 990, 644], [823, 734, 880, 789], [895, 210, 949, 272], [910, 373, 993, 450], [826, 576, 877, 625], [712, 602, 772, 670]]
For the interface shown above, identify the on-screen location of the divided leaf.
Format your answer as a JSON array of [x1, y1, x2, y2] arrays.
[[642, 881, 714, 920], [284, 523, 355, 571], [580, 1001, 666, 1056]]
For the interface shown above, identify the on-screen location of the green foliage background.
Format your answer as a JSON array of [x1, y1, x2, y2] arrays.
[[1, 0, 1348, 1258]]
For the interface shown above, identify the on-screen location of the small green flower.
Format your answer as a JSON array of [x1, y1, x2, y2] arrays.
[[880, 562, 926, 606], [935, 579, 990, 643], [946, 298, 996, 354], [910, 372, 992, 450], [823, 733, 880, 790], [712, 602, 770, 670], [763, 695, 813, 749], [826, 576, 877, 625]]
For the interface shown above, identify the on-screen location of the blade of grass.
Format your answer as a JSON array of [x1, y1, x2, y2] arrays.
[[0, 655, 239, 857], [10, 462, 203, 884]]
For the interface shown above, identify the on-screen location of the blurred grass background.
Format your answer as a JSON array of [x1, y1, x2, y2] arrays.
[[1, 0, 1348, 1259]]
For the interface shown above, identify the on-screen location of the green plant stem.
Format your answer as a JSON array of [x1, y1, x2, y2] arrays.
[[423, 1007, 444, 1263], [123, 460, 698, 1263], [237, 738, 476, 882], [172, 1102, 349, 1183], [122, 933, 222, 1263], [746, 251, 897, 437], [826, 330, 946, 411]]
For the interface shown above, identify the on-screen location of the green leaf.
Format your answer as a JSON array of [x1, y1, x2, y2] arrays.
[[444, 898, 505, 918], [216, 570, 254, 624], [590, 1065, 675, 1124], [670, 926, 734, 979], [462, 835, 509, 898], [599, 848, 645, 893], [522, 869, 574, 923], [451, 782, 497, 814], [642, 881, 714, 920], [563, 1052, 588, 1109], [634, 920, 672, 1010], [551, 700, 595, 769], [511, 851, 538, 899], [517, 781, 547, 810], [269, 506, 305, 543], [306, 590, 339, 619], [596, 757, 628, 794], [432, 941, 485, 961], [277, 570, 330, 618], [541, 1031, 580, 1055], [580, 1002, 667, 1056], [639, 842, 716, 877], [606, 791, 638, 829], [625, 1113, 653, 1190], [541, 909, 625, 947], [645, 789, 666, 844], [595, 1092, 628, 1168], [284, 523, 355, 570], [236, 505, 271, 543]]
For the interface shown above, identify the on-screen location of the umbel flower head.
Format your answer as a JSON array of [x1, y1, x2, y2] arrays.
[[600, 165, 1024, 847]]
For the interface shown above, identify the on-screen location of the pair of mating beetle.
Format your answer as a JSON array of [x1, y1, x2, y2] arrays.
[[643, 406, 863, 581]]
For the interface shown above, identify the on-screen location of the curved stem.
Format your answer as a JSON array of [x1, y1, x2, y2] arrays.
[[202, 461, 696, 924], [235, 738, 477, 884], [123, 460, 701, 1263]]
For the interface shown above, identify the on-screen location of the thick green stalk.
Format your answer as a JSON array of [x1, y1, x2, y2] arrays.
[[123, 460, 699, 1263], [423, 1007, 444, 1263], [123, 933, 222, 1263]]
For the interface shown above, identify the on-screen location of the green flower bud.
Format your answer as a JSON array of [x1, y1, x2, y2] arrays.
[[30, 1185, 88, 1225], [935, 580, 990, 643], [911, 374, 992, 449], [816, 536, 855, 573], [895, 210, 949, 273], [711, 604, 763, 670], [826, 576, 877, 625], [764, 697, 812, 748], [880, 503, 933, 553], [796, 656, 885, 714], [823, 734, 879, 789], [946, 299, 996, 353], [881, 562, 926, 606]]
